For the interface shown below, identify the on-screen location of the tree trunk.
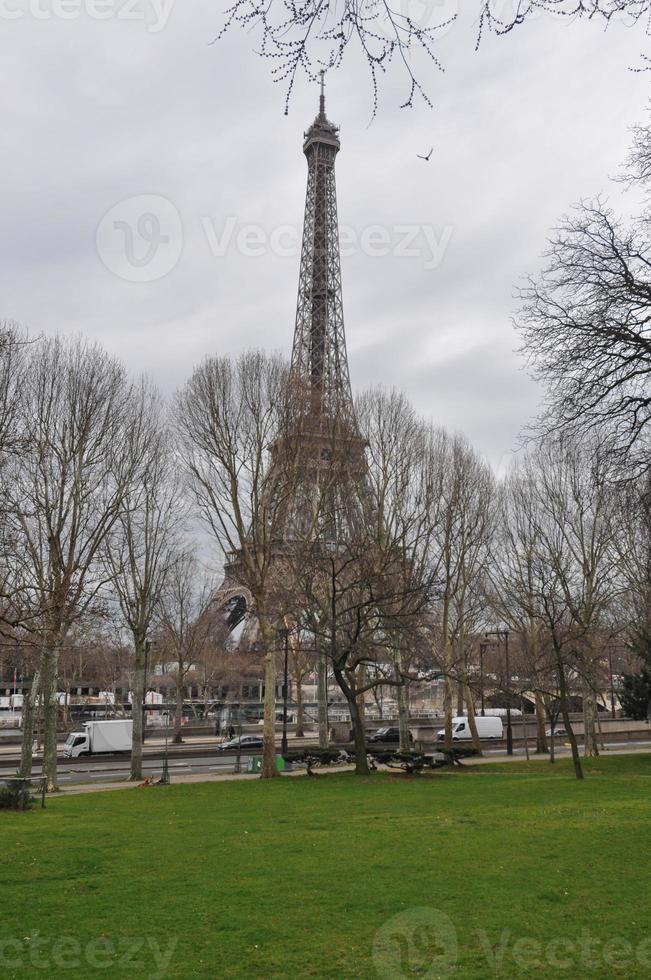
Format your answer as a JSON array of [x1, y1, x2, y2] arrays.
[[295, 673, 305, 738], [556, 654, 583, 780], [40, 648, 60, 792], [172, 675, 184, 744], [456, 681, 464, 716], [443, 676, 454, 750], [535, 691, 548, 754], [596, 704, 606, 753], [582, 681, 599, 757], [260, 640, 279, 779], [130, 641, 145, 781], [316, 654, 328, 749], [464, 683, 482, 756], [350, 695, 370, 775], [19, 669, 41, 780], [356, 664, 366, 736], [393, 650, 410, 753]]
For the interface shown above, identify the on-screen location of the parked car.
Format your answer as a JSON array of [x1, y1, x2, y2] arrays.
[[217, 734, 264, 752], [545, 727, 568, 737], [367, 726, 413, 744]]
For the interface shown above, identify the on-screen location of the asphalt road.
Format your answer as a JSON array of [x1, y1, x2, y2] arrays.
[[3, 738, 651, 785], [0, 750, 258, 784]]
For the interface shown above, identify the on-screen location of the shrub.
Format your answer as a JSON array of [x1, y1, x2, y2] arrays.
[[0, 778, 34, 811]]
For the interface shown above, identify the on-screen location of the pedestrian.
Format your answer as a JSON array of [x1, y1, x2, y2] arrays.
[[228, 724, 235, 740]]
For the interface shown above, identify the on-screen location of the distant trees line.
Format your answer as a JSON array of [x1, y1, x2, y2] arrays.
[[0, 328, 647, 787]]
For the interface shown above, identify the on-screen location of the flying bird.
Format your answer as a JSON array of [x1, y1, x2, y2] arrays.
[[417, 147, 433, 161]]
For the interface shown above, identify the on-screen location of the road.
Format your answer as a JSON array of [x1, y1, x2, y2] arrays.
[[0, 749, 261, 785], [2, 737, 651, 786], [0, 735, 311, 785]]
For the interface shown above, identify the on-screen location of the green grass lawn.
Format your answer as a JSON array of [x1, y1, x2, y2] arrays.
[[2, 755, 651, 979]]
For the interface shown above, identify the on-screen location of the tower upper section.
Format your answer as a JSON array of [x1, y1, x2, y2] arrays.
[[290, 73, 355, 427]]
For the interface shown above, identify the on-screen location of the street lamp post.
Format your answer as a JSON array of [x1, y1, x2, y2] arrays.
[[608, 650, 616, 719], [235, 703, 242, 774], [278, 628, 289, 758], [486, 630, 512, 756], [160, 710, 170, 785], [479, 642, 488, 717], [504, 632, 513, 756], [141, 639, 151, 745]]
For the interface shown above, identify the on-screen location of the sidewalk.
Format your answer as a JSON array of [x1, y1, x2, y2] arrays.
[[51, 764, 356, 796]]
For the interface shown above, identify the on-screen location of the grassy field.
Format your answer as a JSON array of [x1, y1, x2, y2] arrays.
[[2, 755, 651, 979]]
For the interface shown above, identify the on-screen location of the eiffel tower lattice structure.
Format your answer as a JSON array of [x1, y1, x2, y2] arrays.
[[211, 74, 367, 646]]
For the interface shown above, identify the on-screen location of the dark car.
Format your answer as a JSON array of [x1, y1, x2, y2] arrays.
[[367, 726, 413, 744], [217, 734, 264, 752]]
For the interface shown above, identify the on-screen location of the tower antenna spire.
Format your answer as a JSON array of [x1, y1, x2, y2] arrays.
[[319, 69, 325, 118]]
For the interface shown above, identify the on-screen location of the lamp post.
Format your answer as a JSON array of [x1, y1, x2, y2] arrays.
[[608, 649, 616, 719], [478, 642, 488, 717], [278, 628, 289, 758], [486, 630, 512, 756], [141, 639, 151, 744], [160, 709, 170, 785], [235, 703, 242, 774]]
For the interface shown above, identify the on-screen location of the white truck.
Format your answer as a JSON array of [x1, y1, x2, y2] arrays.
[[436, 716, 503, 741], [64, 720, 133, 758]]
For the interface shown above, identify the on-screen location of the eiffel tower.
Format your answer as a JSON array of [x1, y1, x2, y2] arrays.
[[213, 75, 366, 643], [291, 71, 356, 427], [278, 72, 368, 543]]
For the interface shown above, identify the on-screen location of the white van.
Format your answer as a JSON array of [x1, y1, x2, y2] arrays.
[[436, 716, 503, 741]]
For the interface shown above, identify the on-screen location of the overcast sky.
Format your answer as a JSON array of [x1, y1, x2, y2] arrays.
[[1, 1, 649, 471]]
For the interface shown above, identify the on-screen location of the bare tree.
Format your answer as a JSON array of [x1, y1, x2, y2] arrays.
[[105, 381, 181, 780], [613, 475, 651, 676], [0, 322, 31, 634], [534, 436, 621, 757], [175, 351, 298, 778], [7, 336, 147, 790], [218, 0, 650, 114], [497, 457, 586, 779], [0, 321, 27, 465], [494, 436, 623, 777], [518, 117, 651, 477], [157, 551, 214, 743], [428, 431, 495, 754], [288, 637, 312, 738], [288, 389, 439, 774]]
